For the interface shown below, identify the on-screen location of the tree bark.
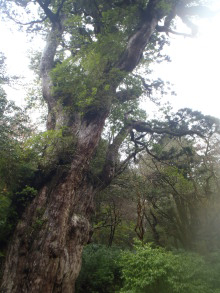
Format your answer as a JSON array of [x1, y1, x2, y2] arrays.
[[1, 113, 107, 293]]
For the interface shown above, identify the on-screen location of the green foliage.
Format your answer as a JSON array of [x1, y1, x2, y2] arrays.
[[0, 52, 34, 192], [156, 0, 173, 14], [0, 75, 75, 257], [50, 58, 91, 109], [92, 172, 137, 248], [0, 54, 39, 254], [0, 52, 7, 83], [119, 242, 220, 293], [49, 1, 152, 114], [90, 138, 108, 176], [76, 243, 220, 293], [132, 134, 220, 250], [101, 3, 141, 36], [23, 128, 76, 174], [13, 186, 37, 215], [76, 244, 122, 293], [0, 96, 35, 197], [0, 192, 12, 249], [109, 98, 146, 135], [51, 59, 112, 114]]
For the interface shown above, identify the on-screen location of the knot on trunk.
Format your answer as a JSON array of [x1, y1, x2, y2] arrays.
[[69, 214, 90, 244]]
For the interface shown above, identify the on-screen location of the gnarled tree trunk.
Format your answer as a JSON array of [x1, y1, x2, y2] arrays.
[[1, 112, 107, 293]]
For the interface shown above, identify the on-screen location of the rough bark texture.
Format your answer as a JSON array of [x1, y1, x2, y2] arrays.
[[1, 113, 107, 293]]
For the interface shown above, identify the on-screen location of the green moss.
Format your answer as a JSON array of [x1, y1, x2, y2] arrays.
[[24, 128, 77, 175]]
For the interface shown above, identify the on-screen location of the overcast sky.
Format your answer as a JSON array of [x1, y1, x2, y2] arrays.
[[0, 1, 220, 119], [149, 12, 220, 118]]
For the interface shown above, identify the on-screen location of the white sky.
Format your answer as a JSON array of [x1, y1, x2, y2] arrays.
[[0, 1, 220, 119], [149, 13, 220, 118]]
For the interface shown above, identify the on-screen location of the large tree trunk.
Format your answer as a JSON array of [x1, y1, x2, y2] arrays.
[[1, 113, 107, 293]]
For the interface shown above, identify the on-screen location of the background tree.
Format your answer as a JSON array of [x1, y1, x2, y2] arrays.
[[0, 52, 36, 275], [92, 172, 137, 248], [109, 124, 220, 251]]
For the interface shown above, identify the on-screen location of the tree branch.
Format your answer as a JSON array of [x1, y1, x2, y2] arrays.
[[156, 25, 193, 38], [98, 115, 209, 187], [116, 147, 145, 174], [99, 124, 133, 186], [36, 0, 57, 23], [163, 3, 219, 37], [131, 120, 205, 138], [56, 0, 67, 17], [115, 89, 140, 103], [39, 18, 66, 129], [133, 74, 165, 98], [9, 15, 48, 26], [116, 0, 169, 72]]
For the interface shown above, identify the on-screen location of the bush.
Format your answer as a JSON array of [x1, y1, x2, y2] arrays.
[[119, 242, 220, 293], [76, 244, 122, 293]]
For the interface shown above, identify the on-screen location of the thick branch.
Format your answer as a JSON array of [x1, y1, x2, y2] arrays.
[[117, 19, 158, 71], [131, 120, 205, 138], [98, 117, 207, 186], [116, 0, 168, 72], [99, 124, 132, 186], [40, 24, 63, 103], [36, 0, 57, 23], [39, 16, 66, 129], [40, 22, 64, 76]]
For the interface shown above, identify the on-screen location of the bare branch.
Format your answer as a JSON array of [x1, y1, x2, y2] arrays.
[[133, 74, 165, 98], [98, 115, 208, 187], [160, 3, 219, 37], [36, 0, 57, 23], [9, 15, 48, 26], [156, 25, 194, 38], [116, 147, 144, 174], [115, 89, 139, 102], [131, 120, 205, 138]]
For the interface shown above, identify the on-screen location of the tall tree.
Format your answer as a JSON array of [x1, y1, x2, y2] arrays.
[[128, 132, 220, 250], [0, 1, 218, 292]]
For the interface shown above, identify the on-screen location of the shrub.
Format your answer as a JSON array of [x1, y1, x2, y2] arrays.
[[119, 242, 220, 293], [76, 244, 122, 293]]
